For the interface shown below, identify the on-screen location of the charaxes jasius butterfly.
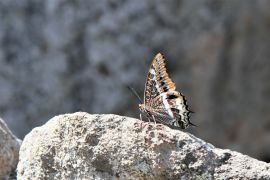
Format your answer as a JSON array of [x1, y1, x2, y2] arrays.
[[139, 53, 195, 129]]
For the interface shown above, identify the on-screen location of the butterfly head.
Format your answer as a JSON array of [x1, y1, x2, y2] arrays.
[[138, 104, 145, 112]]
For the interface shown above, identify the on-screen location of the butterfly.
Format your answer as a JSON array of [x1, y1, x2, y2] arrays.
[[139, 53, 195, 129]]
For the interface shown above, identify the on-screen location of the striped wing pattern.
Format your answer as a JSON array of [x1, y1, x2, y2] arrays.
[[139, 53, 192, 129], [144, 53, 175, 105]]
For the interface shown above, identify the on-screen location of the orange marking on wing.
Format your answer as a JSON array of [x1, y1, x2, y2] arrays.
[[151, 53, 176, 92]]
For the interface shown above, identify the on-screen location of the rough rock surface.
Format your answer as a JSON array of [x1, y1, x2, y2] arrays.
[[17, 112, 270, 179], [0, 118, 21, 179]]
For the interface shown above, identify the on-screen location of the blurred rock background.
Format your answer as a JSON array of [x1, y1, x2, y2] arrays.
[[0, 0, 269, 162]]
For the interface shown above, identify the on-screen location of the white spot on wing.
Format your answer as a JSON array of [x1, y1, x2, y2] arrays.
[[161, 93, 174, 118], [150, 68, 155, 74], [150, 68, 161, 94]]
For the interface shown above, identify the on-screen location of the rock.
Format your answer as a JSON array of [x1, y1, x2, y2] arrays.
[[17, 112, 270, 179], [0, 118, 21, 179]]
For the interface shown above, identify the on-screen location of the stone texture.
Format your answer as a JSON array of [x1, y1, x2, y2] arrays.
[[0, 0, 270, 162], [0, 118, 21, 179], [17, 112, 270, 179]]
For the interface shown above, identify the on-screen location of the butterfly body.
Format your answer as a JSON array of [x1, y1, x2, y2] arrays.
[[139, 53, 193, 129]]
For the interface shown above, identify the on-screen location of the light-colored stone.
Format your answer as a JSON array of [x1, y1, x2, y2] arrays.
[[17, 112, 270, 179], [0, 118, 21, 179]]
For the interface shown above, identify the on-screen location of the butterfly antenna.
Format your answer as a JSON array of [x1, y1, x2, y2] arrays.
[[126, 85, 143, 104]]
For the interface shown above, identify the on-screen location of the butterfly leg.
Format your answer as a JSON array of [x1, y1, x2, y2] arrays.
[[144, 113, 153, 124], [151, 115, 156, 125]]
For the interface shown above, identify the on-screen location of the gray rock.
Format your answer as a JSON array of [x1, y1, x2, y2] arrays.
[[0, 0, 270, 162], [0, 118, 21, 179], [17, 112, 270, 179]]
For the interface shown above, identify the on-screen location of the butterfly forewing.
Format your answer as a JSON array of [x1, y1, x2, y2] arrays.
[[144, 53, 175, 104]]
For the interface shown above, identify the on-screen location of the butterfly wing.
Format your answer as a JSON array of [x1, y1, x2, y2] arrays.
[[146, 95, 175, 125], [146, 91, 192, 128], [143, 53, 177, 125], [144, 53, 176, 105], [166, 92, 192, 128]]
